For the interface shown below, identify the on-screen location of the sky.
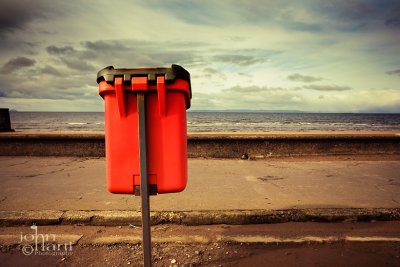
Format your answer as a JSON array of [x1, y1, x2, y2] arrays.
[[0, 0, 399, 112]]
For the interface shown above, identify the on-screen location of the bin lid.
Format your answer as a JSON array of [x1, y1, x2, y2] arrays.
[[96, 64, 191, 98]]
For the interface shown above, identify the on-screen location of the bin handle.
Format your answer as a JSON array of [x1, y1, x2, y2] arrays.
[[157, 76, 166, 116], [115, 77, 126, 119]]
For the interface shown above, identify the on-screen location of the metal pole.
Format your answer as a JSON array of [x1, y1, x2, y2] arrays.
[[137, 92, 152, 267]]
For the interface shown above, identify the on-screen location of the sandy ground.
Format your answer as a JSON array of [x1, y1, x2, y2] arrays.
[[1, 223, 400, 267], [2, 242, 400, 267]]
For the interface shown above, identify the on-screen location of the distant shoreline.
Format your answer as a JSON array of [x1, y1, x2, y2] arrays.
[[2, 130, 400, 135], [9, 110, 400, 114]]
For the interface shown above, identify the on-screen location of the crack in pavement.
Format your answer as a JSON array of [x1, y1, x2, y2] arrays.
[[257, 176, 286, 189], [4, 160, 29, 167], [16, 168, 65, 179], [257, 176, 284, 182], [374, 182, 400, 205]]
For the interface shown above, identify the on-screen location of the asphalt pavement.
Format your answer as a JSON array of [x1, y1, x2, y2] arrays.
[[0, 156, 399, 225]]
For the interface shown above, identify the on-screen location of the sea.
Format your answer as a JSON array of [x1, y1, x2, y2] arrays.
[[8, 112, 400, 132]]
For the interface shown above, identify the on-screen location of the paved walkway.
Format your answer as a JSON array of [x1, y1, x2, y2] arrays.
[[0, 156, 399, 212]]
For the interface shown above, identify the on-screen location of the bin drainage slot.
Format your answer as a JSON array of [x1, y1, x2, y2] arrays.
[[134, 185, 158, 196]]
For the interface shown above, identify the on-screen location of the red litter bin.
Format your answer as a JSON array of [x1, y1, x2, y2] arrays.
[[97, 65, 191, 194]]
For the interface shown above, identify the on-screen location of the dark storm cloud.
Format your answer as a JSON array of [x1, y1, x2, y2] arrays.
[[46, 45, 97, 61], [0, 56, 36, 74], [0, 0, 46, 33], [385, 18, 400, 28], [386, 69, 400, 76], [4, 37, 206, 101], [383, 0, 400, 29], [144, 0, 400, 33], [319, 0, 400, 31], [303, 84, 352, 91], [0, 0, 69, 35], [81, 39, 205, 67], [46, 45, 76, 55], [287, 73, 323, 83], [46, 44, 101, 72]]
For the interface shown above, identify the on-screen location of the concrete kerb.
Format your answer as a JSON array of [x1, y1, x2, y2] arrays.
[[2, 234, 400, 247], [1, 208, 400, 227], [0, 210, 64, 226], [2, 231, 400, 247]]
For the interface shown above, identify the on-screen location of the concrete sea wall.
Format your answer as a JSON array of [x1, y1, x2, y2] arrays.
[[0, 131, 399, 158]]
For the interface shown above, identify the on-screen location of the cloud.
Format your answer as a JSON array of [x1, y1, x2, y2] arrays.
[[0, 56, 36, 74], [0, 0, 45, 33], [0, 38, 207, 104], [40, 65, 62, 76], [386, 69, 400, 76], [84, 40, 131, 51], [48, 40, 204, 69], [46, 45, 76, 55], [0, 0, 69, 35], [143, 1, 319, 30], [0, 97, 102, 112], [287, 73, 322, 82], [46, 44, 100, 72], [385, 18, 400, 28], [203, 67, 218, 74], [0, 73, 96, 100], [190, 85, 306, 110], [303, 84, 352, 91], [192, 85, 400, 112], [142, 0, 400, 33], [192, 92, 219, 109], [202, 67, 220, 78], [213, 54, 267, 66], [60, 58, 96, 71], [0, 1, 399, 112], [223, 86, 272, 94], [81, 39, 206, 67], [262, 0, 400, 33], [141, 1, 230, 25]]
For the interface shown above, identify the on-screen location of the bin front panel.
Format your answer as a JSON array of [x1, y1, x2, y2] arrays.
[[100, 76, 189, 194], [104, 91, 139, 193]]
